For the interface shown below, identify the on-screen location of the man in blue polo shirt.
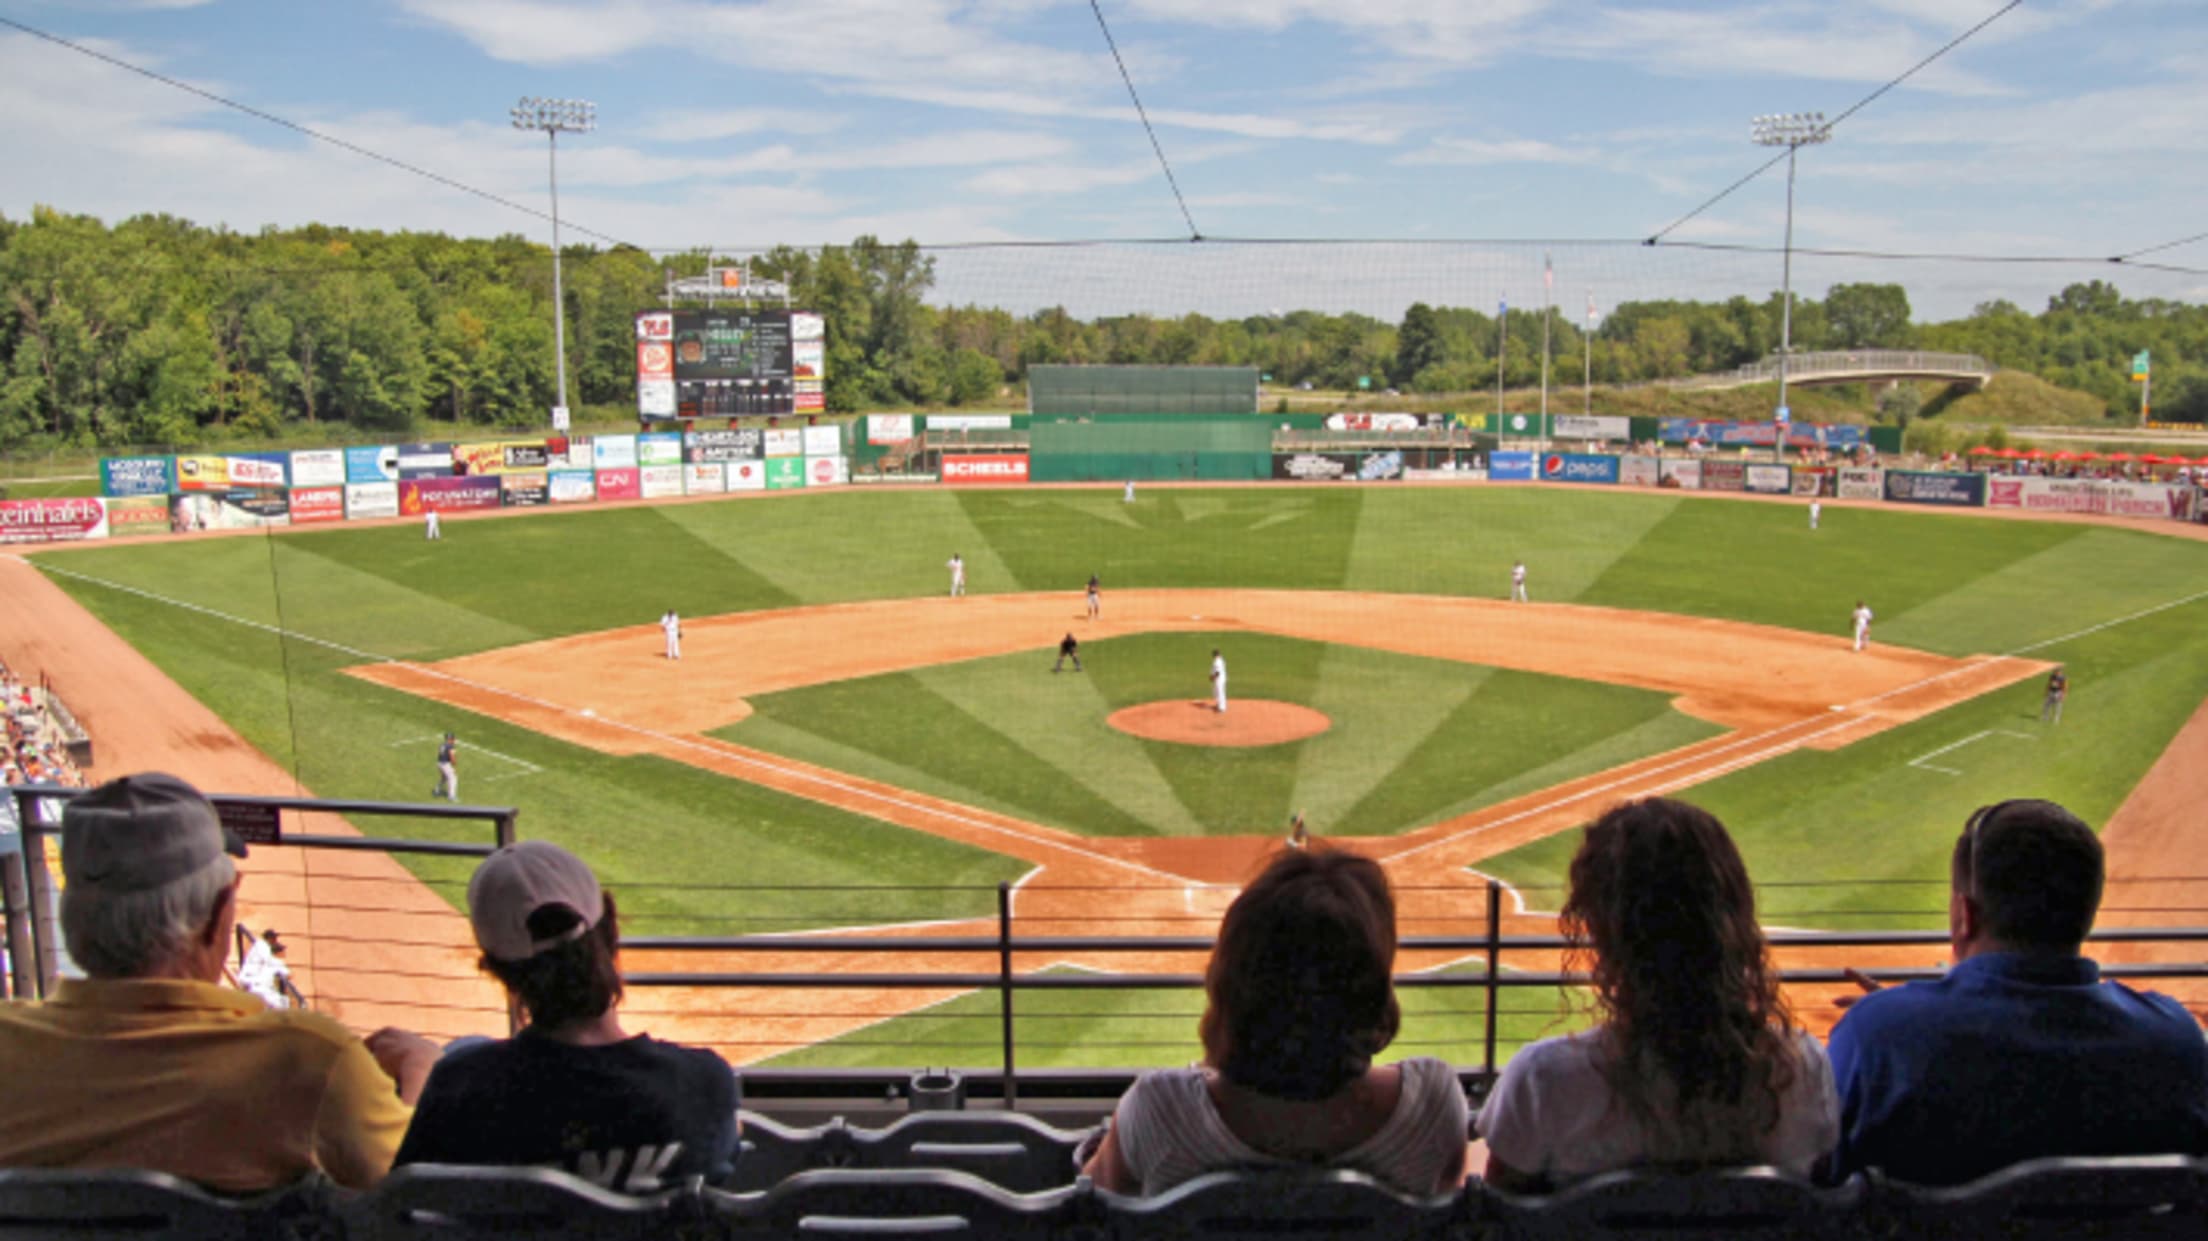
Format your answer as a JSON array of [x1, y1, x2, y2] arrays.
[[1827, 799, 2208, 1185]]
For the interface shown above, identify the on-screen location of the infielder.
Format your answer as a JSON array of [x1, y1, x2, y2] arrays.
[[1210, 649, 1228, 713], [1053, 632, 1083, 673], [661, 609, 682, 660], [2042, 667, 2067, 724], [1286, 811, 1309, 851], [434, 731, 459, 801], [1809, 499, 1822, 531], [1511, 560, 1528, 603], [1851, 601, 1874, 653], [947, 553, 966, 598], [1086, 574, 1101, 621], [424, 509, 441, 540]]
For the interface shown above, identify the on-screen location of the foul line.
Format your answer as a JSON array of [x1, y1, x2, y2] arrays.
[[389, 734, 542, 784], [1908, 728, 2035, 777], [2010, 585, 2208, 655]]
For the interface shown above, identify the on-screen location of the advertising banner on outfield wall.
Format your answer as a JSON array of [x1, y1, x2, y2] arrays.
[[1987, 476, 2097, 514], [685, 428, 762, 464], [868, 414, 915, 444], [345, 482, 399, 520], [1661, 418, 1870, 449], [765, 457, 806, 491], [684, 463, 727, 494], [548, 437, 593, 471], [1273, 452, 1357, 481], [805, 455, 849, 488], [176, 453, 287, 492], [289, 449, 345, 488], [1745, 464, 1793, 494], [1325, 412, 1421, 432], [1792, 469, 1830, 497], [1358, 450, 1406, 480], [1552, 415, 1631, 441], [802, 425, 841, 457], [1884, 470, 1984, 507], [941, 454, 1030, 485], [1619, 455, 1660, 487], [101, 456, 174, 497], [637, 434, 683, 468], [288, 486, 345, 525], [346, 445, 399, 484], [1489, 451, 1538, 481], [395, 443, 455, 480], [1701, 461, 1746, 493], [640, 465, 684, 499], [1403, 467, 1487, 482], [727, 460, 767, 492], [0, 498, 108, 544], [455, 440, 549, 477], [1541, 453, 1619, 484], [926, 414, 1012, 431], [1659, 459, 1702, 489], [548, 470, 595, 504], [499, 473, 549, 508], [593, 468, 641, 500], [173, 491, 287, 532], [2108, 481, 2198, 520], [591, 435, 638, 470], [1497, 413, 1542, 438], [105, 495, 170, 537], [402, 476, 501, 515], [763, 428, 803, 458], [1837, 468, 1884, 500]]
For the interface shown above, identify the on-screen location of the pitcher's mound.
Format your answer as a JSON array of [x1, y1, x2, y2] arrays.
[[1108, 699, 1332, 747]]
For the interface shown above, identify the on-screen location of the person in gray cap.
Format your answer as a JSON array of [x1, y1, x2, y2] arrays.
[[394, 840, 739, 1188], [0, 772, 439, 1192]]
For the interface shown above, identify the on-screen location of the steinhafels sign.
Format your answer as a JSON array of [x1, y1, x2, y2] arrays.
[[941, 454, 1030, 485]]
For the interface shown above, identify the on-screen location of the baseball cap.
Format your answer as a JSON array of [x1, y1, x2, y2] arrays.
[[61, 773, 247, 893], [468, 840, 603, 962]]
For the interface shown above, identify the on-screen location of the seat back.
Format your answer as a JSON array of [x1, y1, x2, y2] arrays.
[[1488, 1166, 1863, 1241], [1103, 1169, 1463, 1241], [0, 1168, 334, 1241], [856, 1113, 1097, 1192], [710, 1167, 1073, 1240], [344, 1165, 684, 1241], [1873, 1154, 2208, 1241], [724, 1114, 861, 1192]]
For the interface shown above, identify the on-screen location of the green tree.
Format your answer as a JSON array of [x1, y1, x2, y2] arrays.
[[1825, 283, 1914, 348]]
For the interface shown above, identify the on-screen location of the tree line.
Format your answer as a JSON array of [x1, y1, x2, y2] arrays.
[[1, 208, 2200, 453]]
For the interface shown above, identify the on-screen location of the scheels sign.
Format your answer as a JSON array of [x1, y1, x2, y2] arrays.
[[941, 455, 1030, 484]]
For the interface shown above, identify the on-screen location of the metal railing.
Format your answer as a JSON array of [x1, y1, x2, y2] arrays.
[[1669, 350, 1993, 391]]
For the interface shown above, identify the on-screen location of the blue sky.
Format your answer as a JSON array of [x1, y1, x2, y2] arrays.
[[2, 0, 2203, 319]]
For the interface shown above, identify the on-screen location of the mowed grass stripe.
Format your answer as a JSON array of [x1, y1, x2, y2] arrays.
[[657, 489, 1016, 606], [1291, 645, 1489, 832], [1342, 486, 1685, 601], [963, 488, 1362, 594], [1881, 527, 2204, 655]]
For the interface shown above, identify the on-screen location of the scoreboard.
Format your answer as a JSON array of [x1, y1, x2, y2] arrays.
[[635, 309, 825, 420]]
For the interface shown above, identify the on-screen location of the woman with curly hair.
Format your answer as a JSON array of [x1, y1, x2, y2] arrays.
[[1082, 847, 1469, 1195], [1475, 798, 1836, 1190]]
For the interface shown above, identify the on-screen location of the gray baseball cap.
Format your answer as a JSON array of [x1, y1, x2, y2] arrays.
[[62, 773, 246, 893], [468, 840, 604, 962]]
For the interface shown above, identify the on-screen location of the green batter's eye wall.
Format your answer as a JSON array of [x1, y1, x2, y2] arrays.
[[1027, 418, 1275, 482], [1027, 364, 1260, 417]]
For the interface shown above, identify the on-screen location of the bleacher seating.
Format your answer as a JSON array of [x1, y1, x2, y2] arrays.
[[728, 1111, 1098, 1193], [0, 1151, 2203, 1239]]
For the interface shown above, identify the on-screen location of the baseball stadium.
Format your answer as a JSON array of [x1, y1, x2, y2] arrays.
[[5, 1, 2208, 1233]]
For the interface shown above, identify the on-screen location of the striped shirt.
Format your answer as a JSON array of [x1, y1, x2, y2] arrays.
[[1112, 1058, 1468, 1196]]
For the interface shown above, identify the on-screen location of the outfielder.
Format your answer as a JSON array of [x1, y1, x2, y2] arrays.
[[434, 731, 459, 801], [2042, 667, 2067, 724], [1810, 499, 1822, 531], [1851, 601, 1874, 653], [948, 553, 966, 598], [661, 609, 682, 660], [1123, 480, 1135, 503], [1511, 560, 1528, 603], [1210, 649, 1228, 713], [1053, 632, 1083, 673], [424, 509, 441, 541], [1086, 574, 1101, 621]]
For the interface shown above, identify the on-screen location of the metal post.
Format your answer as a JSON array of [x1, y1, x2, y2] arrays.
[[1583, 293, 1593, 417], [23, 826, 58, 995], [1494, 300, 1507, 425], [996, 881, 1018, 1110], [1777, 144, 1797, 465], [2, 850, 35, 1000], [494, 810, 522, 1034], [1483, 880, 1503, 1076], [547, 130, 570, 418]]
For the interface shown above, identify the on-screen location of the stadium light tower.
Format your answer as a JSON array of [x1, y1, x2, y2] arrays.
[[511, 96, 596, 427], [1751, 111, 1828, 459]]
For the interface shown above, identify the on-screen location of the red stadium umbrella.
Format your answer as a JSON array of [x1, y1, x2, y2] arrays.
[[2071, 450, 2102, 461], [2138, 453, 2165, 464], [2051, 451, 2076, 461], [1995, 447, 2023, 458], [1967, 445, 1997, 456], [2022, 448, 2047, 459], [2104, 451, 2135, 462]]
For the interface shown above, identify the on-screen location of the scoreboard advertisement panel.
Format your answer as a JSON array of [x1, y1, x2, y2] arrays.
[[636, 309, 824, 421]]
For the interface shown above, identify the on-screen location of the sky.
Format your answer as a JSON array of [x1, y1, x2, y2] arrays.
[[1, 0, 2204, 320]]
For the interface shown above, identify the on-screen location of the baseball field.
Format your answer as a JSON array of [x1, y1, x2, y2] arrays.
[[11, 483, 2208, 1068]]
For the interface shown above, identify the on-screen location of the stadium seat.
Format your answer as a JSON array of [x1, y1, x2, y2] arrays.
[[0, 1168, 334, 1241], [344, 1165, 691, 1241], [706, 1166, 1074, 1239], [1102, 1168, 1465, 1241], [1869, 1154, 2208, 1240], [1485, 1165, 1864, 1241], [725, 1111, 1099, 1193]]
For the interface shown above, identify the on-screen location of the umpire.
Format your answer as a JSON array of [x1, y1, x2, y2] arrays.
[[1053, 633, 1083, 673]]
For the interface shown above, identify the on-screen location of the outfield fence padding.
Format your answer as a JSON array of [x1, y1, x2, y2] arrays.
[[1029, 419, 1272, 482]]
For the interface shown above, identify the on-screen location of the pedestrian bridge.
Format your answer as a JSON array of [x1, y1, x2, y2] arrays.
[[1670, 350, 1993, 392]]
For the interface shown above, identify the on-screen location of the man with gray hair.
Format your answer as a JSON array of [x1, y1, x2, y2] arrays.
[[0, 773, 440, 1192]]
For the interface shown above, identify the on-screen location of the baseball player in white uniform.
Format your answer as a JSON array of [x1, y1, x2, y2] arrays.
[[1124, 480, 1136, 503], [1852, 601, 1873, 652], [661, 609, 682, 660], [236, 930, 291, 1010], [948, 553, 966, 598], [1210, 649, 1228, 713], [1511, 560, 1528, 603], [1809, 499, 1822, 530], [424, 509, 441, 540]]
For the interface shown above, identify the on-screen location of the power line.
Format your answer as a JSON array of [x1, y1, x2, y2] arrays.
[[1645, 0, 2025, 244], [2113, 227, 2208, 263], [1088, 0, 1203, 241], [0, 13, 636, 249]]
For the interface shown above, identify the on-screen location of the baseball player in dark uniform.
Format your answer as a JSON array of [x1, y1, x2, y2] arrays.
[[1053, 632, 1082, 673], [434, 732, 459, 801], [1086, 574, 1101, 621], [2042, 667, 2067, 724]]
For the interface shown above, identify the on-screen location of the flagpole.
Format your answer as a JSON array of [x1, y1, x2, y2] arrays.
[[1540, 254, 1552, 420], [1496, 296, 1507, 425], [1584, 292, 1594, 416]]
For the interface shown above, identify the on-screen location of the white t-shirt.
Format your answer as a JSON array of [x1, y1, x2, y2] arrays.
[[1113, 1059, 1469, 1197], [1476, 1027, 1836, 1183]]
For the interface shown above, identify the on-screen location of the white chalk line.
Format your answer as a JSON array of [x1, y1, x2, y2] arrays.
[[2009, 585, 2208, 655], [388, 733, 542, 783], [1907, 728, 2035, 778], [39, 564, 1191, 891]]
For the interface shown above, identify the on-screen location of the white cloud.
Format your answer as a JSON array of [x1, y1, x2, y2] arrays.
[[1396, 136, 1593, 166], [636, 108, 848, 143]]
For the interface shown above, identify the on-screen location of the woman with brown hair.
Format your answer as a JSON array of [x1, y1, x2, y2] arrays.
[[1476, 798, 1836, 1190], [1082, 847, 1469, 1195]]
